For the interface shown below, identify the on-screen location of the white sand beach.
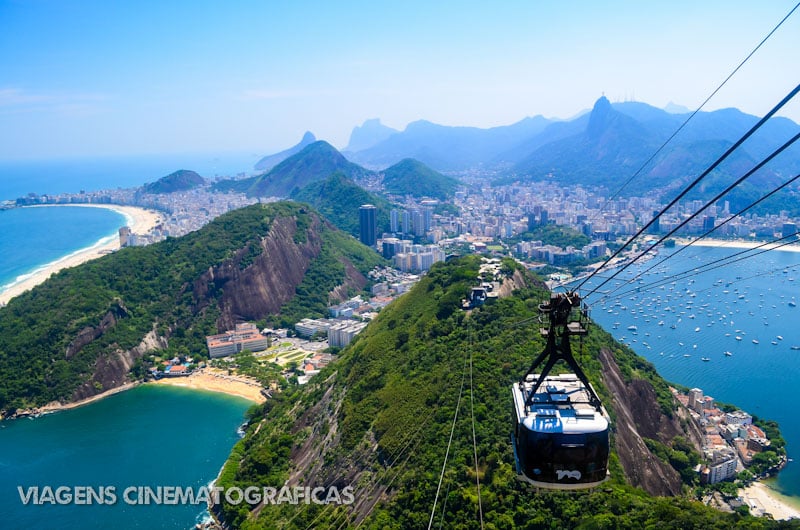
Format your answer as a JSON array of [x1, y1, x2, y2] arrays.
[[0, 204, 163, 306], [675, 237, 800, 253], [152, 368, 266, 403], [742, 481, 800, 520]]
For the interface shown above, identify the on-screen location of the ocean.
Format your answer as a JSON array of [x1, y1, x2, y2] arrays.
[[0, 152, 259, 202], [579, 244, 800, 499], [0, 153, 257, 299], [0, 206, 128, 296], [0, 385, 251, 530]]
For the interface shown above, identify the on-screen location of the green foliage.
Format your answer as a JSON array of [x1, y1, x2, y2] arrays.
[[216, 257, 781, 529], [511, 224, 591, 249], [381, 158, 460, 199], [247, 141, 375, 198], [290, 172, 394, 237], [142, 169, 205, 194], [0, 202, 381, 411]]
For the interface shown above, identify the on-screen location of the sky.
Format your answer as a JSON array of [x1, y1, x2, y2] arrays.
[[1, 0, 799, 161]]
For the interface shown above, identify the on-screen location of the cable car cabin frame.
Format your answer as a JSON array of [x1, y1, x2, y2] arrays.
[[511, 292, 610, 490]]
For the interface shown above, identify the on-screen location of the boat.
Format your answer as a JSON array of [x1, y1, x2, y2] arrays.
[[724, 351, 732, 356], [777, 336, 784, 340], [701, 357, 710, 362], [752, 339, 759, 344], [694, 327, 700, 332], [627, 325, 638, 331], [791, 346, 800, 350]]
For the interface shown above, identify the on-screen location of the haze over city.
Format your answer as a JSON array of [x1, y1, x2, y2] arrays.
[[1, 0, 799, 160]]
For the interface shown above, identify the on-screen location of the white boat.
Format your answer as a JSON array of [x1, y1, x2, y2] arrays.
[[724, 351, 732, 356], [701, 357, 710, 362], [752, 339, 759, 344], [627, 325, 637, 331]]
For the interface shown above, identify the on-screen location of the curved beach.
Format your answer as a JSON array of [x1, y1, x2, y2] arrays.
[[0, 204, 163, 306]]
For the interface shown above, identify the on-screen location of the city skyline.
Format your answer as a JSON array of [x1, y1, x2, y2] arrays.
[[1, 1, 799, 160]]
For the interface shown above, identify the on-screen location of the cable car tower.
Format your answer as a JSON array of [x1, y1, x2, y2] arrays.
[[511, 291, 610, 489]]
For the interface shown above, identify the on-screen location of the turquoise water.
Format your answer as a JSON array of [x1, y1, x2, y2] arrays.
[[579, 244, 800, 497], [0, 206, 127, 296], [0, 385, 251, 530]]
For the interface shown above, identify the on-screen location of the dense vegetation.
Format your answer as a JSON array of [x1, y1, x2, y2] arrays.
[[0, 202, 381, 411], [215, 256, 783, 529], [381, 158, 460, 199], [511, 223, 591, 249], [291, 172, 394, 238], [142, 169, 205, 194]]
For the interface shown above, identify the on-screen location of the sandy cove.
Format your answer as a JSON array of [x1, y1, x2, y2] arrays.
[[741, 481, 800, 520], [0, 204, 163, 306], [152, 368, 266, 403]]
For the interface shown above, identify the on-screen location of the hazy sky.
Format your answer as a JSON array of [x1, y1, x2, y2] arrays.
[[1, 0, 799, 160]]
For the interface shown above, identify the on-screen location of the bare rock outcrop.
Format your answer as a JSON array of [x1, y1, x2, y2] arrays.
[[599, 347, 690, 496]]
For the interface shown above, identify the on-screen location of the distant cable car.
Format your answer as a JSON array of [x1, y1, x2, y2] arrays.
[[511, 292, 610, 489]]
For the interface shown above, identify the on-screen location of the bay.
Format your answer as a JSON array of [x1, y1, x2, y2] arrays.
[[0, 385, 251, 530], [580, 244, 800, 498]]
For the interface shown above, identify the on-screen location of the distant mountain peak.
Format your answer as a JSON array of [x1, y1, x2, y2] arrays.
[[254, 132, 318, 171], [345, 119, 398, 152], [664, 101, 691, 114], [587, 96, 614, 137]]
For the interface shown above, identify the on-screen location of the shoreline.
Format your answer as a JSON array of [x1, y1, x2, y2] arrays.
[[674, 237, 800, 253], [741, 480, 800, 520], [0, 203, 163, 306], [151, 369, 266, 404]]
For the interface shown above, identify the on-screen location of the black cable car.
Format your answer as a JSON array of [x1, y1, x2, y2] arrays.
[[511, 292, 610, 489]]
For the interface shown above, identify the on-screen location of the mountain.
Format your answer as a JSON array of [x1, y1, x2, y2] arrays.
[[664, 101, 691, 114], [213, 256, 758, 528], [248, 141, 375, 198], [345, 118, 399, 152], [381, 158, 460, 200], [346, 116, 553, 171], [254, 131, 317, 172], [510, 97, 800, 201], [291, 172, 394, 237], [0, 202, 384, 412], [142, 169, 205, 194]]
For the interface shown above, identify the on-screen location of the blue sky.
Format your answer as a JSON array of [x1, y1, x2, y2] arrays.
[[1, 0, 798, 160]]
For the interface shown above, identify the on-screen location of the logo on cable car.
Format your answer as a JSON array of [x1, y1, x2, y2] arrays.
[[556, 470, 582, 480]]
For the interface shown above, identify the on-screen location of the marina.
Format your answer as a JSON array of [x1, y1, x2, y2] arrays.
[[580, 244, 800, 498]]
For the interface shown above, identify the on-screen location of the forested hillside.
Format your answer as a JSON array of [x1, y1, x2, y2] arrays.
[[214, 256, 776, 529], [0, 202, 384, 412]]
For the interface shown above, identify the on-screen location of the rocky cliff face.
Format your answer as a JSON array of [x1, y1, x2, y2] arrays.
[[599, 347, 704, 496], [66, 211, 368, 402]]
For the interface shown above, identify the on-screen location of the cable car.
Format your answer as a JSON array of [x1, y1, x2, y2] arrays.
[[511, 292, 610, 489]]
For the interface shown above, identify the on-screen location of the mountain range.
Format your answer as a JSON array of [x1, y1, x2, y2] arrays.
[[335, 98, 800, 206]]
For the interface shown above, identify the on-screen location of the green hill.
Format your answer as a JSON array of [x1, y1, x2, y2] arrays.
[[213, 256, 773, 528], [382, 158, 460, 199], [142, 169, 205, 194], [0, 202, 384, 412], [290, 172, 394, 238], [248, 141, 375, 198]]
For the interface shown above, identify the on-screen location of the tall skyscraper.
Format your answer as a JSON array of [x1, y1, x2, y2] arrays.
[[359, 204, 377, 247], [390, 209, 399, 233]]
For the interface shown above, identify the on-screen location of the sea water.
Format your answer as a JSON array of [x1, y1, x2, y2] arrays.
[[0, 152, 258, 202], [579, 244, 800, 499], [0, 385, 251, 530], [0, 206, 128, 297]]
